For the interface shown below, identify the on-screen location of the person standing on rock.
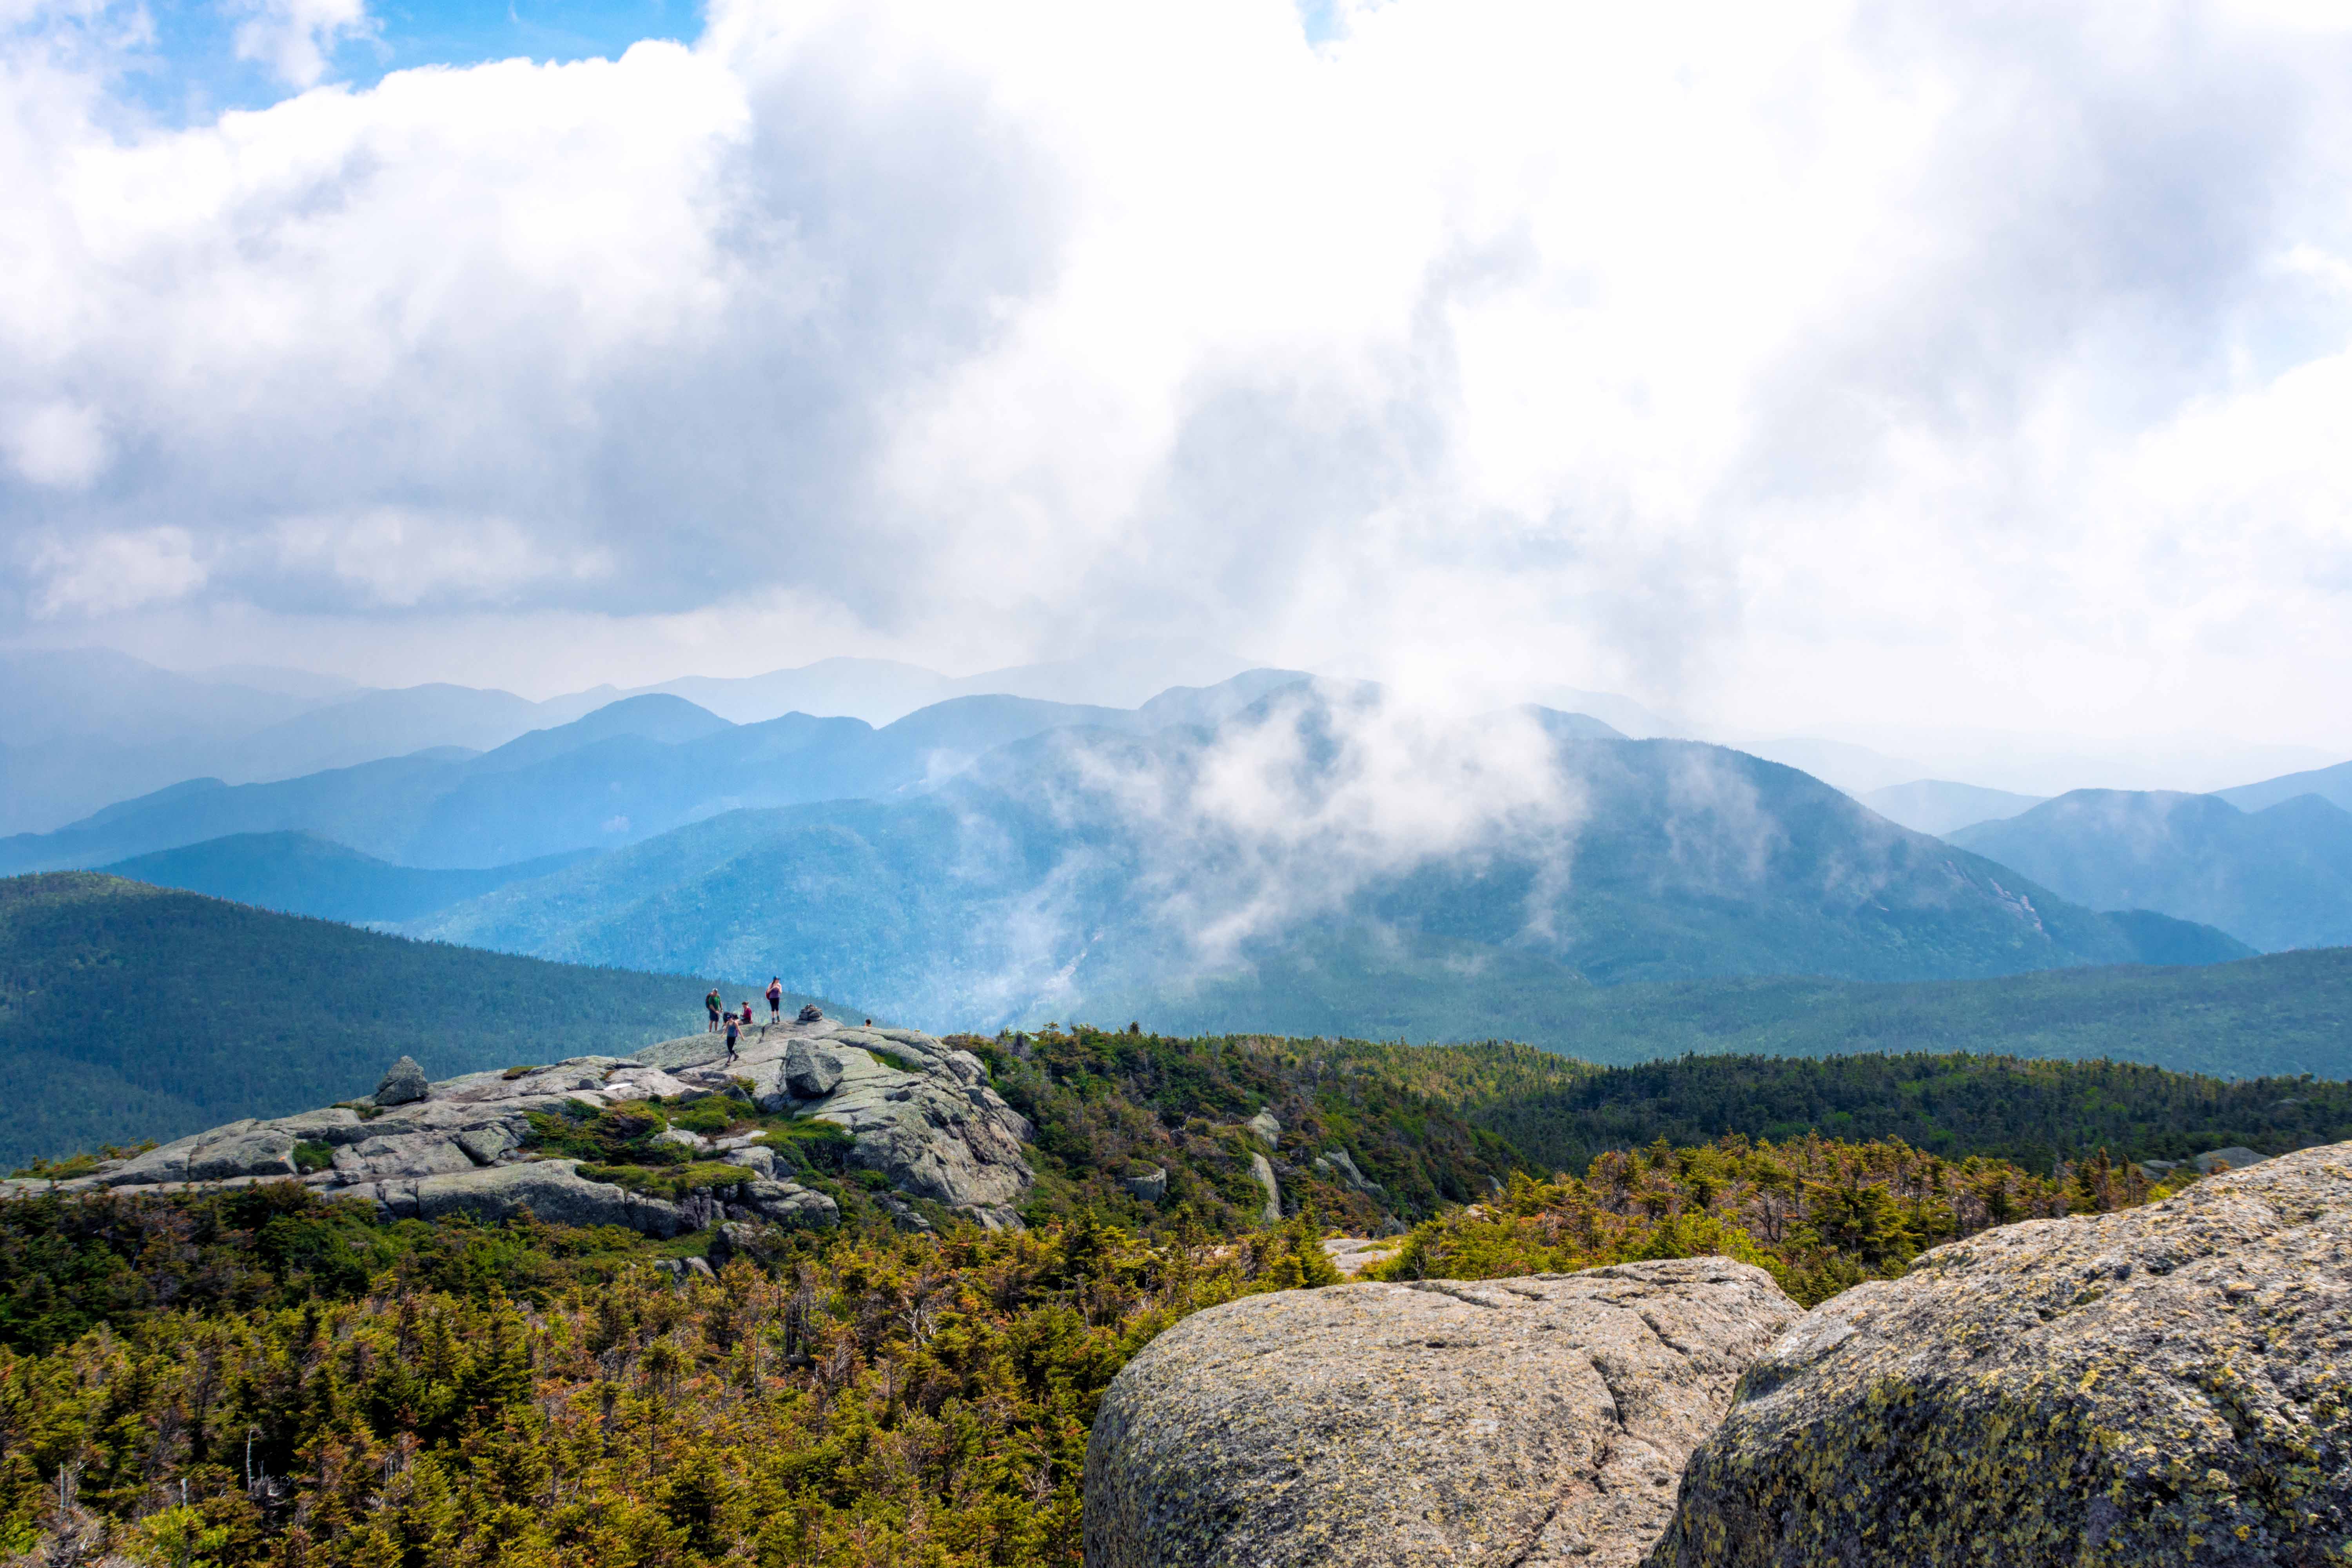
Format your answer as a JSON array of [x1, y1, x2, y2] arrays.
[[766, 978, 783, 1024], [706, 988, 723, 1033], [724, 1013, 740, 1063]]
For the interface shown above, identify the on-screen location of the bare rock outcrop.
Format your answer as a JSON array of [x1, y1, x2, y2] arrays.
[[740, 1177, 840, 1228], [1083, 1257, 1799, 1568], [1647, 1141, 2352, 1568], [9, 1015, 1031, 1235], [651, 1021, 1034, 1224], [343, 1159, 690, 1234], [93, 1118, 315, 1186]]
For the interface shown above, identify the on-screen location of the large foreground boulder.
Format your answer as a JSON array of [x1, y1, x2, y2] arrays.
[[1084, 1258, 1798, 1568], [1647, 1142, 2352, 1568]]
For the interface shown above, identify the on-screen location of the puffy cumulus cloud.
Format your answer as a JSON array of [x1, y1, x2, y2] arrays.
[[2, 0, 2350, 744]]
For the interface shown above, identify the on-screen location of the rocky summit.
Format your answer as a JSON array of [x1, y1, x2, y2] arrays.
[[0, 1016, 1034, 1234], [1083, 1257, 1799, 1568], [1647, 1141, 2352, 1568]]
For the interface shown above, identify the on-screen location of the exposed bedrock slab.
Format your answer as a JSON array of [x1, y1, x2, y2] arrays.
[[98, 1120, 302, 1185], [330, 1131, 477, 1181], [1083, 1257, 1799, 1568], [1646, 1141, 2352, 1568], [343, 1160, 688, 1236]]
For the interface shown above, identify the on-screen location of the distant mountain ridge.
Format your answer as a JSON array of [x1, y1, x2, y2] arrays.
[[0, 648, 657, 833], [100, 833, 597, 925], [2215, 758, 2352, 815], [0, 675, 1314, 875], [407, 684, 2243, 1030], [1862, 779, 2048, 836], [0, 643, 1285, 836], [1948, 788, 2352, 952]]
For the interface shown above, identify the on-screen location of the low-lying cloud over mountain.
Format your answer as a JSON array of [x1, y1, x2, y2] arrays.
[[405, 685, 2243, 1032]]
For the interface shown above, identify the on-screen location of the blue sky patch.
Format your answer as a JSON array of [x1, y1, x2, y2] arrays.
[[120, 0, 697, 119]]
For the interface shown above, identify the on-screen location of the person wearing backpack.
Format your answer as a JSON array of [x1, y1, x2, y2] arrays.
[[706, 988, 723, 1033], [766, 978, 784, 1023]]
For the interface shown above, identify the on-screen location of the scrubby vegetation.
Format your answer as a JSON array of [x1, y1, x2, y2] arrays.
[[0, 1184, 1343, 1566], [1, 1022, 2342, 1565], [964, 1027, 1566, 1232], [1371, 1132, 2179, 1306]]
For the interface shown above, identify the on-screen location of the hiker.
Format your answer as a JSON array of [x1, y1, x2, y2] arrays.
[[724, 1014, 740, 1062], [767, 978, 783, 1022], [706, 988, 722, 1033], [740, 1002, 753, 1027]]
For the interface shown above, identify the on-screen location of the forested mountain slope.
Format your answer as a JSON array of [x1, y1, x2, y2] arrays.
[[0, 874, 818, 1170], [1106, 944, 2341, 1080]]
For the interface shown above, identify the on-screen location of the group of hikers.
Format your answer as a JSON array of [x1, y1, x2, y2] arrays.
[[706, 978, 788, 1062]]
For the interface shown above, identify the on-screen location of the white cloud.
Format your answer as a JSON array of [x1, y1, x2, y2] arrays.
[[4, 399, 106, 487], [26, 525, 206, 615], [230, 0, 374, 88], [270, 506, 616, 606], [1063, 683, 1581, 963], [1, 0, 2350, 750]]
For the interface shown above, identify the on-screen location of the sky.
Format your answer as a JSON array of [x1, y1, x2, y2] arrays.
[[4, 0, 2352, 771]]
